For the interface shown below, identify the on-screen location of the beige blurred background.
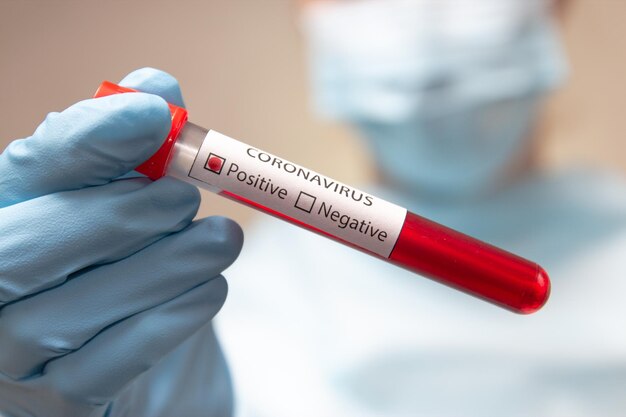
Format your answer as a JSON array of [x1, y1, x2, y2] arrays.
[[1, 0, 625, 225]]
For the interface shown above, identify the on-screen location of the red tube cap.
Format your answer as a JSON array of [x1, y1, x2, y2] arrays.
[[93, 81, 188, 180]]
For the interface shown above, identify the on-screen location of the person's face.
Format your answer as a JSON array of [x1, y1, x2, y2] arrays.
[[299, 0, 569, 198]]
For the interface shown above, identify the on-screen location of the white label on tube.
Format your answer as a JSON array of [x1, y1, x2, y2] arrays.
[[188, 130, 407, 258]]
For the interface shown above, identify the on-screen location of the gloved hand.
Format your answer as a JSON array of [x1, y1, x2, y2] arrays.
[[0, 68, 243, 417]]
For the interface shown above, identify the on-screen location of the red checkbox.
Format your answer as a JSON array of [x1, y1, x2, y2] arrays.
[[205, 154, 225, 174]]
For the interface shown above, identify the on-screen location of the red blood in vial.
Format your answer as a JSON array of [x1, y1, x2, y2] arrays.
[[388, 212, 551, 314]]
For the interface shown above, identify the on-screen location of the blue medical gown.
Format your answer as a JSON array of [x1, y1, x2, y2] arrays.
[[216, 168, 626, 417]]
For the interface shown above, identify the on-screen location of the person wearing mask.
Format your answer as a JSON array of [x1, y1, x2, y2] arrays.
[[216, 0, 626, 416]]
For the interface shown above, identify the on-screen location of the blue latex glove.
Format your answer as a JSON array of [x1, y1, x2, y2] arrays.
[[0, 68, 243, 417]]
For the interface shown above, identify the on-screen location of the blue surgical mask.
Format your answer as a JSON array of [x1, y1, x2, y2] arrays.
[[302, 0, 567, 198]]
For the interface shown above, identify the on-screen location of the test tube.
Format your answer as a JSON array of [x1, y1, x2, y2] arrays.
[[95, 81, 550, 314]]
